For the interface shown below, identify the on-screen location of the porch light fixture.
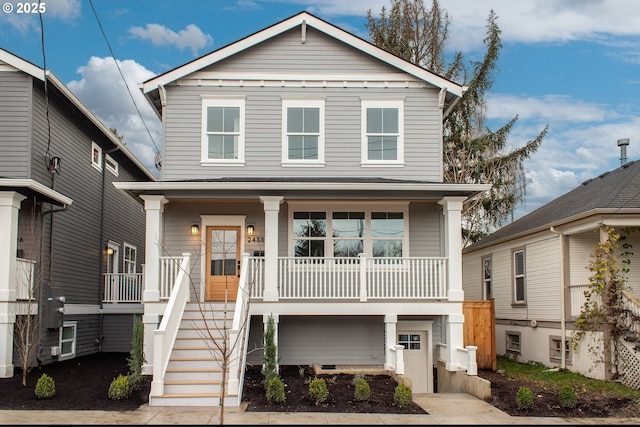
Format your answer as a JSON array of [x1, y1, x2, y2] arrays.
[[106, 247, 114, 255], [247, 224, 255, 236], [191, 224, 200, 236]]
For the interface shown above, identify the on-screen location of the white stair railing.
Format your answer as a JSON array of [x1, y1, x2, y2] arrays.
[[227, 252, 252, 397], [150, 253, 191, 397]]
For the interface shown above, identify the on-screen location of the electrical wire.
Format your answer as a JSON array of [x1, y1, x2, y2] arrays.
[[38, 0, 53, 171], [87, 0, 162, 170]]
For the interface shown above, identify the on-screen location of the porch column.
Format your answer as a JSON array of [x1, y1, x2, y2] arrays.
[[260, 196, 283, 302], [446, 312, 465, 371], [384, 314, 397, 370], [0, 192, 26, 377], [438, 197, 467, 301], [140, 195, 168, 302]]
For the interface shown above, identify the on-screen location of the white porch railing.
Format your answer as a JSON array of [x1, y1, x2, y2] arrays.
[[151, 253, 191, 397], [16, 257, 36, 300], [159, 256, 182, 300], [103, 273, 143, 303], [247, 256, 448, 300], [622, 290, 640, 335], [569, 284, 593, 318]]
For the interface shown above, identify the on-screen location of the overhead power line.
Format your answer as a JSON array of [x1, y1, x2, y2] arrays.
[[87, 0, 162, 171]]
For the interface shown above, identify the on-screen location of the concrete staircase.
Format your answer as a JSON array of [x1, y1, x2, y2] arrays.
[[149, 302, 240, 406]]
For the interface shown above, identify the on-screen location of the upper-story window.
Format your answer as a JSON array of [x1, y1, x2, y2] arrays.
[[513, 249, 526, 304], [105, 154, 119, 176], [282, 99, 325, 166], [201, 98, 245, 164], [123, 243, 137, 273], [482, 256, 492, 300], [91, 141, 102, 171], [361, 99, 404, 165]]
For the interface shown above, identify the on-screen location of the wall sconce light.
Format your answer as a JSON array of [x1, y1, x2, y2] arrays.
[[106, 247, 114, 255], [191, 224, 200, 236], [247, 224, 255, 236]]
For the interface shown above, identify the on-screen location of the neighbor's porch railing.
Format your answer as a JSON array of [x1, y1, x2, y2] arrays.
[[247, 256, 448, 300], [103, 273, 143, 303], [569, 283, 600, 318]]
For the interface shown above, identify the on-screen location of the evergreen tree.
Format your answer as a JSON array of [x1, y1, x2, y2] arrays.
[[367, 0, 548, 246]]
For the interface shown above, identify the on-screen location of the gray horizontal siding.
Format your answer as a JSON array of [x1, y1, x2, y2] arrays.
[[101, 314, 136, 352], [409, 201, 441, 257], [0, 71, 31, 178]]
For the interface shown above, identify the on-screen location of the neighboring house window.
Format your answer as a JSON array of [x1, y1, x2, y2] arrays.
[[290, 206, 407, 258], [361, 99, 404, 165], [293, 212, 327, 257], [549, 336, 572, 364], [201, 98, 245, 164], [513, 249, 526, 304], [91, 141, 102, 170], [506, 331, 521, 354], [59, 321, 77, 360], [282, 99, 324, 165], [105, 154, 119, 176], [482, 256, 492, 300], [123, 243, 137, 273]]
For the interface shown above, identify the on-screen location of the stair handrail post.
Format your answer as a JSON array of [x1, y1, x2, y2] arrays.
[[149, 253, 191, 398], [228, 252, 251, 396]]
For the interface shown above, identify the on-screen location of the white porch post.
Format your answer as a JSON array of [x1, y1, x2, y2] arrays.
[[446, 312, 465, 370], [260, 196, 283, 302], [384, 314, 397, 370], [0, 192, 26, 378], [438, 197, 466, 301], [140, 195, 167, 375]]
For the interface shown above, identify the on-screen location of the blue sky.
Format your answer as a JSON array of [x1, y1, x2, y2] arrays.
[[1, 0, 639, 222]]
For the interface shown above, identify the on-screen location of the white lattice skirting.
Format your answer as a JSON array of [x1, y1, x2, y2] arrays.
[[617, 338, 640, 390]]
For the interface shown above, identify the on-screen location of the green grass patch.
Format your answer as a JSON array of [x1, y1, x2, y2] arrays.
[[496, 355, 640, 402]]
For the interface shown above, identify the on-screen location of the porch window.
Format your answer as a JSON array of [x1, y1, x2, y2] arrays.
[[201, 98, 245, 163], [482, 256, 492, 300], [123, 243, 137, 273], [371, 212, 403, 257], [282, 99, 324, 164], [361, 100, 404, 164], [293, 212, 326, 257], [332, 212, 364, 257], [59, 321, 77, 360], [513, 249, 526, 304]]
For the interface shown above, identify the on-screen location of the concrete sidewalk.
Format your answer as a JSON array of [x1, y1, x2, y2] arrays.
[[1, 393, 639, 425]]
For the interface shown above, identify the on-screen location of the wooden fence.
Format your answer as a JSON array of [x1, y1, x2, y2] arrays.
[[463, 299, 497, 370]]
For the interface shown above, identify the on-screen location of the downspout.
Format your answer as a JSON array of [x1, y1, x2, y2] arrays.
[[550, 226, 566, 369]]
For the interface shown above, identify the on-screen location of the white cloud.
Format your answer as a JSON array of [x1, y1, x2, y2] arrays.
[[128, 23, 213, 56], [67, 56, 161, 176], [45, 0, 82, 20]]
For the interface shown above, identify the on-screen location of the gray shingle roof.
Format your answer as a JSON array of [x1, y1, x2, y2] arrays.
[[466, 159, 640, 250]]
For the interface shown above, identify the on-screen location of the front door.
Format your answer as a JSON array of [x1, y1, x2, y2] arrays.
[[398, 330, 428, 393], [205, 226, 241, 301]]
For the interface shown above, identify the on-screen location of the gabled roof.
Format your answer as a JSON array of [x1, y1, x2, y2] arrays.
[[141, 11, 464, 115], [0, 47, 157, 181], [465, 159, 640, 252]]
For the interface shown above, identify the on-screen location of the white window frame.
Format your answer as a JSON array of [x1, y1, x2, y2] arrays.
[[506, 331, 521, 354], [201, 97, 245, 165], [123, 243, 137, 273], [105, 154, 119, 176], [360, 99, 404, 166], [549, 336, 572, 364], [482, 256, 492, 300], [91, 141, 102, 171], [59, 321, 77, 361], [282, 98, 325, 166], [288, 202, 409, 258], [513, 249, 526, 304]]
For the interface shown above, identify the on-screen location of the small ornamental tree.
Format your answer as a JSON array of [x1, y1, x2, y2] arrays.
[[262, 314, 279, 386]]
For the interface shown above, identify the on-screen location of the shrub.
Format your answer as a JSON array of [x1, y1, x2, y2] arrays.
[[393, 383, 412, 407], [516, 386, 534, 410], [266, 376, 286, 404], [34, 373, 55, 399], [308, 377, 329, 404], [558, 385, 577, 408], [108, 374, 130, 400], [127, 315, 146, 391], [354, 377, 371, 401]]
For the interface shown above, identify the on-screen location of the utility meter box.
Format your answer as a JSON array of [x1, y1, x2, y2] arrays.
[[46, 287, 65, 329]]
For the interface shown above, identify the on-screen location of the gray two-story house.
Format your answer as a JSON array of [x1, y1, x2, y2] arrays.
[[115, 12, 490, 406], [0, 48, 156, 379]]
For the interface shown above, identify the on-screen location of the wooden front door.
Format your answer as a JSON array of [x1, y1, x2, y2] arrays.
[[205, 226, 241, 301]]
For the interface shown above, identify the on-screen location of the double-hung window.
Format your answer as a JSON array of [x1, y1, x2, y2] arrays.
[[201, 98, 245, 164], [482, 256, 492, 300], [293, 212, 327, 257], [361, 100, 404, 165], [123, 243, 137, 274], [513, 249, 526, 304], [371, 212, 404, 257], [282, 99, 324, 165]]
